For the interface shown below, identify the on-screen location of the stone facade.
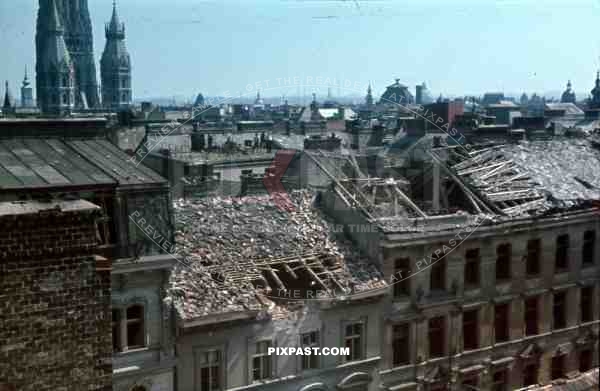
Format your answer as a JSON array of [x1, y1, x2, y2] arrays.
[[0, 200, 112, 391], [176, 298, 385, 391]]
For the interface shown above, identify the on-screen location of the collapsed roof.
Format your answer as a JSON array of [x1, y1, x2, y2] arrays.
[[168, 190, 385, 324]]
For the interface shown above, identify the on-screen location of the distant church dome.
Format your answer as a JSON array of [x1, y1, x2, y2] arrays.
[[379, 78, 414, 105], [194, 93, 205, 107], [560, 80, 576, 103]]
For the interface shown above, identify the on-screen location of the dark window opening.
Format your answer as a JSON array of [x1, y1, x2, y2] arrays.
[[581, 286, 593, 323], [496, 243, 511, 281], [523, 362, 538, 386], [526, 239, 541, 276], [392, 323, 410, 367], [555, 234, 569, 271], [393, 258, 410, 297], [553, 291, 567, 330], [579, 349, 593, 372], [493, 369, 508, 391], [525, 297, 538, 336], [494, 303, 509, 343], [582, 230, 595, 266], [112, 309, 120, 352], [551, 355, 565, 380], [463, 309, 479, 351], [429, 316, 445, 358], [126, 305, 145, 349], [464, 248, 480, 287], [430, 257, 446, 291]]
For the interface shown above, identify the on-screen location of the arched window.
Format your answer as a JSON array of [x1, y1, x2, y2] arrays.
[[62, 75, 69, 87], [122, 92, 127, 102], [62, 93, 68, 104]]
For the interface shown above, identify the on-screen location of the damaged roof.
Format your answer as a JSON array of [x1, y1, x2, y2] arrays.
[[0, 138, 166, 191], [168, 190, 385, 323]]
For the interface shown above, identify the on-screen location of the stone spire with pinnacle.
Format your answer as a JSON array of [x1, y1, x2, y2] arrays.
[[365, 83, 374, 107], [591, 71, 600, 109], [3, 81, 13, 111], [35, 0, 75, 115], [21, 66, 34, 108], [101, 0, 132, 110]]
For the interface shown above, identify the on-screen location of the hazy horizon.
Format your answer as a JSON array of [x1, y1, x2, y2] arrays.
[[2, 0, 600, 102]]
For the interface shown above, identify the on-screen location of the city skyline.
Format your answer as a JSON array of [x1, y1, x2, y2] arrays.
[[3, 0, 600, 101]]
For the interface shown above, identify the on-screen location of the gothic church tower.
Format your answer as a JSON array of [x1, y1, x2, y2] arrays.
[[101, 1, 132, 111], [35, 0, 75, 115]]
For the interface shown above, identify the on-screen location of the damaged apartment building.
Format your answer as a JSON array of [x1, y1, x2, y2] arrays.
[[157, 130, 599, 390], [0, 118, 177, 391]]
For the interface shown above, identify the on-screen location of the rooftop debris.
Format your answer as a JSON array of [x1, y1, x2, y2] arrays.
[[169, 190, 384, 322], [434, 139, 600, 216]]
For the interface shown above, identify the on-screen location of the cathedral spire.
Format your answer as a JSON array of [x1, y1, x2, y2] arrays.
[[3, 81, 12, 110], [101, 0, 132, 110]]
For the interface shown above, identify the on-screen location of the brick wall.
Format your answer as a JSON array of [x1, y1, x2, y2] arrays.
[[0, 201, 112, 391]]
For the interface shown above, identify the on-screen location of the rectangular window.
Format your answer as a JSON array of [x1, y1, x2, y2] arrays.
[[496, 243, 511, 281], [112, 309, 121, 353], [126, 305, 145, 349], [197, 350, 221, 391], [555, 234, 569, 271], [344, 323, 364, 362], [582, 230, 595, 266], [525, 297, 538, 336], [252, 341, 272, 381], [464, 248, 480, 287], [463, 309, 479, 351], [581, 286, 593, 323], [492, 369, 508, 391], [553, 291, 567, 330], [579, 349, 593, 372], [301, 331, 319, 370], [429, 316, 446, 358], [551, 355, 565, 380], [526, 239, 541, 276], [494, 303, 509, 343], [392, 324, 410, 367], [393, 258, 410, 297], [430, 257, 446, 291], [523, 362, 538, 386]]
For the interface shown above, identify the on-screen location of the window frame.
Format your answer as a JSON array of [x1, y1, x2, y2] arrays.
[[580, 286, 593, 323], [342, 320, 366, 363], [582, 230, 595, 267], [464, 248, 480, 288], [251, 340, 273, 382], [428, 316, 446, 358], [462, 309, 479, 351], [391, 323, 410, 367], [393, 258, 411, 297], [495, 243, 511, 282], [522, 361, 539, 387], [555, 234, 569, 271], [526, 239, 541, 277], [551, 354, 566, 380], [524, 296, 539, 336], [552, 291, 567, 330], [430, 256, 446, 292], [300, 330, 320, 371], [194, 348, 223, 391], [112, 303, 147, 353], [494, 303, 510, 343]]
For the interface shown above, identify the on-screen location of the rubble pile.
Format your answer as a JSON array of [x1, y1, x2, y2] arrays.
[[168, 190, 385, 321]]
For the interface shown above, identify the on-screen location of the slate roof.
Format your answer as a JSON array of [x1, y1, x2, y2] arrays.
[[0, 138, 166, 190]]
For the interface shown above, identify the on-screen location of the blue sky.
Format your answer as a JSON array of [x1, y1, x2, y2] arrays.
[[2, 0, 600, 101]]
